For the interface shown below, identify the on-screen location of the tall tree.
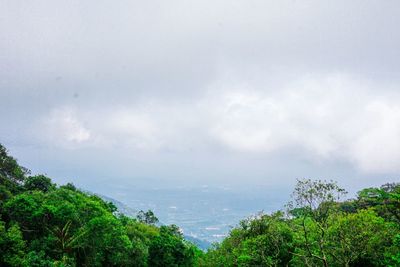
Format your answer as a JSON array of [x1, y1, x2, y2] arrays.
[[0, 144, 29, 200], [288, 179, 347, 267]]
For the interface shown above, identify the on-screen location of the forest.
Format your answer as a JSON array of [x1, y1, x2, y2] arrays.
[[0, 143, 399, 267]]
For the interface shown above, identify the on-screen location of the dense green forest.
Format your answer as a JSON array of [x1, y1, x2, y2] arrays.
[[202, 180, 400, 267], [0, 143, 399, 266], [0, 144, 201, 266]]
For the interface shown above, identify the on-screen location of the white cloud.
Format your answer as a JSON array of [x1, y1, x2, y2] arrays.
[[1, 0, 400, 190], [40, 107, 91, 148], [206, 73, 400, 173], [37, 73, 400, 174], [98, 108, 162, 150], [349, 101, 400, 173]]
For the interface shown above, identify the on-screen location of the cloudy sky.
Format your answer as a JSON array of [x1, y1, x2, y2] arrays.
[[1, 1, 400, 194]]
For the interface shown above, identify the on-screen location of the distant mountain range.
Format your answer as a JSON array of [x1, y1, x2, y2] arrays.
[[183, 235, 213, 250], [98, 194, 138, 217]]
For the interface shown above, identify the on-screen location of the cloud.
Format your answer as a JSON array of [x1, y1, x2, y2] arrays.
[[95, 107, 163, 150], [207, 73, 400, 173], [36, 73, 400, 174], [349, 101, 400, 173], [40, 107, 91, 148], [2, 0, 400, 186], [190, 74, 399, 175], [207, 73, 356, 156]]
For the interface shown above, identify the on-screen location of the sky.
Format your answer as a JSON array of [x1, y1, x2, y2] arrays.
[[1, 1, 400, 198]]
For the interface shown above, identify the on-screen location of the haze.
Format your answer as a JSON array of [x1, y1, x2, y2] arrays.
[[1, 1, 400, 200]]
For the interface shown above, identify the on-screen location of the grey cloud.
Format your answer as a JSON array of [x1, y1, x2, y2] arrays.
[[1, 0, 400, 190]]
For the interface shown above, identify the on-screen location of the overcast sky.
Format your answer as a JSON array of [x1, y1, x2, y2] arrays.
[[1, 1, 400, 194]]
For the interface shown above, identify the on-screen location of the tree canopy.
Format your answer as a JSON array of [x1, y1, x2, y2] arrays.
[[199, 179, 400, 267], [0, 144, 201, 267]]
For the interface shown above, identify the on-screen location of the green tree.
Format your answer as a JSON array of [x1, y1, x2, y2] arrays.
[[233, 212, 293, 267], [124, 217, 159, 266], [326, 209, 393, 266], [0, 220, 26, 266], [357, 183, 400, 223], [24, 175, 55, 193], [59, 183, 77, 191], [83, 215, 133, 266], [385, 234, 400, 267], [0, 144, 28, 197], [137, 209, 159, 225], [149, 225, 195, 267], [288, 179, 347, 267], [4, 191, 47, 240]]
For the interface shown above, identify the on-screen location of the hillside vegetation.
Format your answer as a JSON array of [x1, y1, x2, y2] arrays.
[[200, 180, 400, 267], [1, 143, 399, 266], [0, 144, 201, 266]]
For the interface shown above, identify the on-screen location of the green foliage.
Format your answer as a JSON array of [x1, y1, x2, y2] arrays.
[[24, 250, 54, 267], [1, 144, 399, 267], [0, 220, 26, 266], [236, 213, 294, 267], [83, 215, 132, 266], [385, 234, 400, 267], [288, 179, 347, 267], [0, 144, 28, 197], [357, 183, 400, 223], [24, 175, 55, 192], [149, 225, 197, 267], [59, 183, 77, 191], [0, 144, 28, 184], [288, 179, 347, 223], [325, 209, 393, 266], [0, 143, 200, 267], [137, 209, 159, 225], [200, 213, 294, 267], [202, 179, 400, 267]]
